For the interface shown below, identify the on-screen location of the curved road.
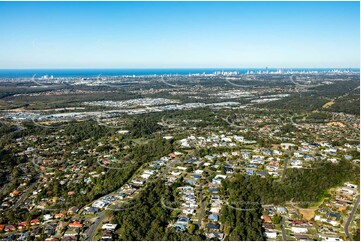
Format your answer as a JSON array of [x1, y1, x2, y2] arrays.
[[344, 195, 360, 240]]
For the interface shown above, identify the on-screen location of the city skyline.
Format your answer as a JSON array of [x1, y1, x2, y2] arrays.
[[0, 1, 360, 68]]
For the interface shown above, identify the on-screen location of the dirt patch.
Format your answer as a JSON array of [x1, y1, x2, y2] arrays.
[[299, 208, 316, 221]]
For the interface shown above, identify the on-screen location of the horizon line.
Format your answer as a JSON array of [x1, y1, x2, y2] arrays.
[[0, 67, 359, 70]]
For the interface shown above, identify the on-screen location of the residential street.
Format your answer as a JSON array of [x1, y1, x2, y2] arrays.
[[281, 216, 287, 241], [86, 212, 106, 241], [82, 159, 180, 240], [197, 184, 205, 228], [281, 152, 290, 182], [13, 175, 39, 209], [344, 195, 360, 239]]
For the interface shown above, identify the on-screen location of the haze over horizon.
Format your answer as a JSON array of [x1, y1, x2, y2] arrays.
[[0, 1, 359, 69]]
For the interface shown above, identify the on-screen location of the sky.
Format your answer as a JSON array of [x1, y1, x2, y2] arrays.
[[0, 1, 359, 69]]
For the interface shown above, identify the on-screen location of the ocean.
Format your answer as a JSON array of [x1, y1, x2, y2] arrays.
[[0, 68, 359, 78]]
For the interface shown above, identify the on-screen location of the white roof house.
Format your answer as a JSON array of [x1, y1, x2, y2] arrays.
[[140, 173, 151, 179], [183, 208, 195, 215], [102, 224, 117, 231], [177, 166, 187, 171], [92, 200, 107, 209], [43, 214, 53, 221], [291, 227, 308, 234], [265, 232, 277, 239], [143, 170, 156, 175], [344, 182, 358, 189], [212, 175, 227, 184]]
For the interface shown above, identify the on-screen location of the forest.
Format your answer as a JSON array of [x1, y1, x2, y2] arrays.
[[259, 79, 360, 114], [220, 175, 265, 241], [113, 181, 204, 241], [236, 159, 359, 206]]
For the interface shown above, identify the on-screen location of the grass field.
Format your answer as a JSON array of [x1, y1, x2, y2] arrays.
[[322, 101, 335, 108]]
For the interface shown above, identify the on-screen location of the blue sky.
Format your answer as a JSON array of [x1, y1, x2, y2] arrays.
[[0, 1, 359, 68]]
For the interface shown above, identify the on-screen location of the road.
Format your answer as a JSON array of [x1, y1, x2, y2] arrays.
[[160, 159, 180, 179], [281, 216, 287, 241], [14, 122, 25, 132], [197, 184, 205, 228], [344, 195, 360, 240], [281, 155, 289, 182], [13, 174, 39, 209], [86, 212, 106, 241], [160, 115, 175, 128], [83, 160, 178, 240], [223, 114, 245, 129]]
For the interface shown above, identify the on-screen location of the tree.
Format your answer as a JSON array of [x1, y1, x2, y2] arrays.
[[188, 223, 197, 234], [273, 215, 282, 224]]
